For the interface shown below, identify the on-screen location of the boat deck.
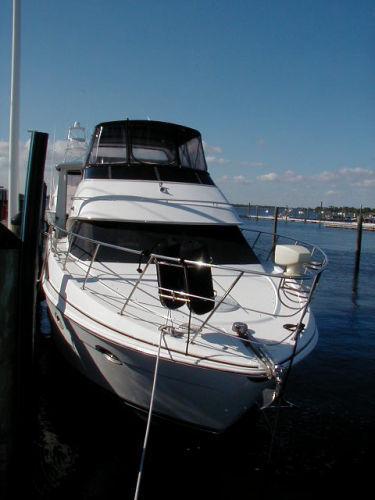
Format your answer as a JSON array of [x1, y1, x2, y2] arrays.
[[43, 237, 317, 373]]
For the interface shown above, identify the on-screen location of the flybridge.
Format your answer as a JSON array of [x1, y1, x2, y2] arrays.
[[84, 120, 214, 184]]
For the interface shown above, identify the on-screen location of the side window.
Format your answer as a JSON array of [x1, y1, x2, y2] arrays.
[[179, 137, 207, 171]]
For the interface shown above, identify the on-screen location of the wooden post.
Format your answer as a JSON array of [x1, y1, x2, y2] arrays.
[[0, 225, 20, 497], [16, 131, 48, 497], [354, 214, 363, 277], [304, 208, 307, 223], [272, 206, 279, 251], [247, 202, 251, 218], [256, 205, 259, 221]]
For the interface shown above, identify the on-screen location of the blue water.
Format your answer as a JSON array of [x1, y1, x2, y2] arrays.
[[35, 217, 375, 499]]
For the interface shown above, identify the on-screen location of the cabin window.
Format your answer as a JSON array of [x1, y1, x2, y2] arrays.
[[70, 221, 259, 265]]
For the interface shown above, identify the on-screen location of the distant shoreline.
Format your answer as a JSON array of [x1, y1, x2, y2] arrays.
[[240, 214, 375, 232]]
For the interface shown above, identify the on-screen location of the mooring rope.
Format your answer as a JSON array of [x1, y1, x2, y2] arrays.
[[265, 322, 303, 465], [133, 326, 164, 500]]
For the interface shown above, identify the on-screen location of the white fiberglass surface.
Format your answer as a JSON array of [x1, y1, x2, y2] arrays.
[[70, 180, 240, 225], [46, 240, 313, 368]]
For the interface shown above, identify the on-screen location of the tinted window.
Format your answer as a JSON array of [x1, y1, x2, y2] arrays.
[[84, 164, 214, 184], [70, 221, 258, 265]]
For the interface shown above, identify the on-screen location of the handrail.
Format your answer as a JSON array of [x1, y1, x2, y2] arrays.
[[241, 226, 329, 268], [46, 223, 327, 331], [50, 224, 328, 279]]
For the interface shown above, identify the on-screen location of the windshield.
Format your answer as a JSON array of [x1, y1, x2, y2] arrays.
[[89, 124, 127, 164], [130, 124, 178, 165], [87, 121, 207, 171], [70, 221, 258, 265]]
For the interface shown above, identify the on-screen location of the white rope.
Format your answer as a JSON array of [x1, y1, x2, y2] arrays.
[[133, 328, 164, 500]]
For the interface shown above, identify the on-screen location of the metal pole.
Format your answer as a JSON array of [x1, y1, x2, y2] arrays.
[[82, 244, 101, 289], [256, 205, 259, 221], [63, 235, 74, 270], [8, 0, 21, 228], [120, 257, 153, 315], [193, 271, 244, 340], [247, 202, 251, 218]]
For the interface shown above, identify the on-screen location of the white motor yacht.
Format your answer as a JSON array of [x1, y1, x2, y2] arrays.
[[42, 120, 327, 432]]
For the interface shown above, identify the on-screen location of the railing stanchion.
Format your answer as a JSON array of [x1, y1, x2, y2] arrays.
[[63, 234, 74, 270], [52, 228, 57, 253], [120, 256, 153, 315], [82, 243, 101, 289], [251, 231, 261, 250], [192, 271, 244, 341]]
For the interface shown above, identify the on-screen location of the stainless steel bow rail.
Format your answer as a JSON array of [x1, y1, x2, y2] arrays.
[[44, 223, 328, 344]]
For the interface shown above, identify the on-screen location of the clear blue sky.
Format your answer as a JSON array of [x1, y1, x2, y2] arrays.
[[0, 0, 374, 207]]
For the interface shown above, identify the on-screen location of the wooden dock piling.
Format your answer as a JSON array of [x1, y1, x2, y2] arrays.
[[0, 131, 48, 498], [272, 206, 279, 250], [0, 226, 20, 498], [354, 214, 363, 277]]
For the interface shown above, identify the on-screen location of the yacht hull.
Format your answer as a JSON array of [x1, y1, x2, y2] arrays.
[[47, 298, 275, 432], [43, 118, 326, 433]]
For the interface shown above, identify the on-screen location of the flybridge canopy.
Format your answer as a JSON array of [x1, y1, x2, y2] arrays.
[[85, 120, 209, 180]]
